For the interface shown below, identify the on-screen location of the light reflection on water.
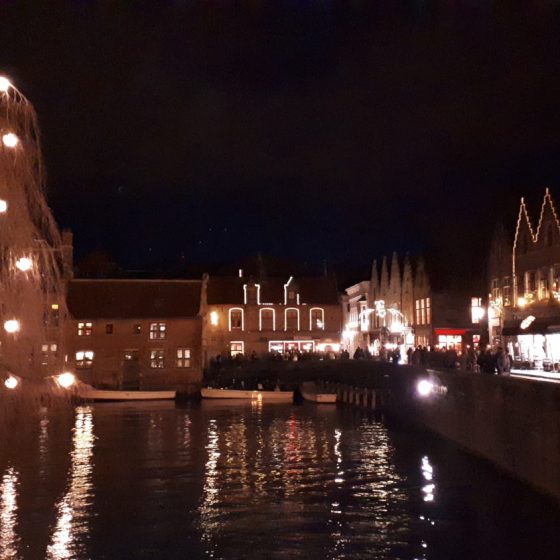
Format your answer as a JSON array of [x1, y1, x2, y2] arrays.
[[0, 466, 19, 560], [46, 406, 94, 560], [0, 401, 559, 559]]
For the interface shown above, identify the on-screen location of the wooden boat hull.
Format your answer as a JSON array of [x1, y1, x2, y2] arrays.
[[77, 384, 176, 402], [300, 382, 337, 403], [200, 387, 293, 402]]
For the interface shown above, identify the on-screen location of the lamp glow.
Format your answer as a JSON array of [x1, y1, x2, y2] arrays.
[[4, 319, 20, 334], [517, 296, 527, 308], [56, 372, 76, 389], [4, 376, 18, 389], [15, 257, 32, 272], [0, 77, 12, 93], [210, 311, 219, 326], [417, 379, 433, 397], [2, 133, 19, 148], [0, 199, 7, 213]]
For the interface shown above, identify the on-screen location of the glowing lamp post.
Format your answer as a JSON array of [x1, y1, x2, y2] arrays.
[[56, 372, 76, 389]]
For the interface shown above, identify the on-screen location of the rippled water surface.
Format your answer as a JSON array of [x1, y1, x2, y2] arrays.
[[0, 401, 559, 559]]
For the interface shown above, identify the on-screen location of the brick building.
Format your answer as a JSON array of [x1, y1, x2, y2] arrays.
[[66, 279, 203, 390], [201, 273, 342, 364], [342, 253, 483, 357], [488, 189, 560, 370]]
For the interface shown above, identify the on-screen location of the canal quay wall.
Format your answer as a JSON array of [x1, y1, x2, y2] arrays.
[[206, 360, 560, 501]]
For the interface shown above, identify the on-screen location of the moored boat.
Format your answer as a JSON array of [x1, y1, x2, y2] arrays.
[[77, 383, 176, 402], [200, 387, 294, 402], [300, 381, 337, 404]]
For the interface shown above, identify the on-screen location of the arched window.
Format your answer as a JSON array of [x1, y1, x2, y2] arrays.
[[259, 308, 275, 331], [310, 308, 325, 330], [228, 308, 244, 331], [285, 308, 299, 331]]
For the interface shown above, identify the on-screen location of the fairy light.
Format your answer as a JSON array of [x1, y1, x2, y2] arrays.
[[4, 376, 18, 390], [2, 133, 19, 148], [15, 257, 32, 272], [0, 77, 12, 93], [4, 319, 20, 334]]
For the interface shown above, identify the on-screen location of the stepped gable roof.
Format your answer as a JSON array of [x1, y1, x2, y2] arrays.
[[67, 279, 202, 319], [206, 275, 340, 305]]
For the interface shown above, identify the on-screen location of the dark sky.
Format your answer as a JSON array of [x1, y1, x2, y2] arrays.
[[3, 1, 560, 286]]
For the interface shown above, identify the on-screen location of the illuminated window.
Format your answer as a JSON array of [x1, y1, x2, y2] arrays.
[[77, 322, 92, 336], [503, 277, 511, 306], [41, 343, 58, 366], [539, 268, 550, 300], [525, 271, 537, 294], [310, 308, 324, 330], [106, 323, 114, 334], [150, 349, 165, 368], [176, 348, 191, 368], [230, 341, 244, 357], [426, 298, 431, 324], [415, 299, 420, 325], [134, 323, 142, 334], [491, 278, 500, 301], [229, 308, 244, 331], [76, 350, 94, 368], [259, 308, 275, 331], [149, 322, 166, 340]]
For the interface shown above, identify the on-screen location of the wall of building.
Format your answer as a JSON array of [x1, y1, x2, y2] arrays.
[[66, 317, 203, 391], [203, 302, 342, 362]]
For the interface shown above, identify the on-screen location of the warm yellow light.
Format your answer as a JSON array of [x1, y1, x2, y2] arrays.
[[0, 200, 6, 213], [0, 77, 12, 93], [210, 311, 219, 326], [51, 303, 59, 310], [56, 372, 76, 389], [517, 296, 527, 308], [4, 376, 18, 390], [15, 257, 32, 272], [2, 133, 19, 148], [4, 319, 20, 333]]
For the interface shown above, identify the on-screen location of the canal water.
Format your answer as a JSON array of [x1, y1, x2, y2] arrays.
[[0, 400, 558, 560]]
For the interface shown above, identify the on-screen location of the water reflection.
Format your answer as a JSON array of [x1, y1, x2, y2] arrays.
[[199, 419, 220, 558], [47, 406, 94, 559], [421, 456, 435, 503], [0, 467, 19, 560]]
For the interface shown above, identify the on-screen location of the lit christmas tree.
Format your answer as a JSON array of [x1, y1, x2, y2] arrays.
[[0, 76, 69, 391]]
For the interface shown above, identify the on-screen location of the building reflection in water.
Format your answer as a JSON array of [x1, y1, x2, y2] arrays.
[[0, 466, 20, 559], [47, 406, 94, 560], [199, 419, 220, 558]]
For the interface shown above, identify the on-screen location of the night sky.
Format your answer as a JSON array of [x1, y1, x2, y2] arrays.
[[3, 2, 560, 287]]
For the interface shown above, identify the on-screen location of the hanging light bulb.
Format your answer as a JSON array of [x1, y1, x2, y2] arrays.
[[2, 133, 19, 148], [56, 372, 76, 389], [4, 319, 20, 333], [0, 200, 7, 213], [15, 257, 32, 272], [4, 376, 18, 390], [0, 77, 12, 93]]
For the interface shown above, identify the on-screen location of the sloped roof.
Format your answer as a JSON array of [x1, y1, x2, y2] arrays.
[[67, 279, 202, 319], [206, 275, 340, 305]]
